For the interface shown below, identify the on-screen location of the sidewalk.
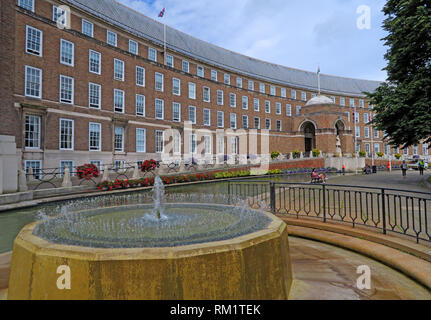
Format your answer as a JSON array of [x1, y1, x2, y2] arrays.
[[329, 171, 431, 193]]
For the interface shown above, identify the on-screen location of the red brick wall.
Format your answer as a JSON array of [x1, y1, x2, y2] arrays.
[[0, 0, 19, 139], [365, 159, 403, 167], [269, 159, 325, 170]]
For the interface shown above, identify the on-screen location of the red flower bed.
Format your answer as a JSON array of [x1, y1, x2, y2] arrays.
[[96, 173, 215, 191], [76, 164, 100, 180]]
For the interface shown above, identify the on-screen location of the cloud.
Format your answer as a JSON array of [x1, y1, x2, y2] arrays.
[[313, 12, 354, 47], [116, 0, 388, 81]]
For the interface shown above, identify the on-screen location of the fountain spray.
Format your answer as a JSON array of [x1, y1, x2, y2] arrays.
[[152, 176, 166, 220]]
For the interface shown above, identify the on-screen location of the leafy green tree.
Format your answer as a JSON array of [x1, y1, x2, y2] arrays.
[[367, 0, 431, 148]]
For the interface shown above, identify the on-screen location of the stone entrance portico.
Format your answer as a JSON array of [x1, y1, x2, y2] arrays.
[[291, 96, 355, 157]]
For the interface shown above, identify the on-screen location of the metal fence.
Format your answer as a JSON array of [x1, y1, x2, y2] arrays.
[[228, 180, 431, 244], [24, 159, 247, 190], [25, 163, 146, 190]]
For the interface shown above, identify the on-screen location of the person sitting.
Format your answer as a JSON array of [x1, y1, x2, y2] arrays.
[[363, 165, 371, 175], [311, 169, 326, 184]]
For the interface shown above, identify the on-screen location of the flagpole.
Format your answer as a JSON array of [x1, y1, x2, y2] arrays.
[[355, 104, 358, 175], [317, 66, 321, 96], [163, 17, 166, 65], [163, 8, 167, 65]]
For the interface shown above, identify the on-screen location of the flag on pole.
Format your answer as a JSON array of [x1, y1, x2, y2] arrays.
[[158, 7, 167, 63]]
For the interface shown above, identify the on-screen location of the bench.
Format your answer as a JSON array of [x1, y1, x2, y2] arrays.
[[311, 176, 323, 184], [362, 168, 372, 175]]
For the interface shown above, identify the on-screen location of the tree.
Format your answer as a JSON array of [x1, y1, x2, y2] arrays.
[[366, 0, 431, 148]]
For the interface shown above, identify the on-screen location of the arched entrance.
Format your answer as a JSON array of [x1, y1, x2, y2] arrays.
[[335, 120, 345, 136], [301, 122, 316, 153]]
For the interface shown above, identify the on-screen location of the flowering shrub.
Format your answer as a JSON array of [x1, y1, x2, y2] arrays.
[[268, 169, 283, 175], [98, 181, 114, 191], [96, 174, 215, 191], [96, 168, 339, 192], [76, 164, 100, 180], [215, 171, 251, 179], [141, 159, 158, 172]]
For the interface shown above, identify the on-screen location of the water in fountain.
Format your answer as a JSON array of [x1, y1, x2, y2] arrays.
[[32, 175, 272, 249]]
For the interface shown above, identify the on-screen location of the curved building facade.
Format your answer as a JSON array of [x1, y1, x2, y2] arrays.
[[0, 0, 428, 174]]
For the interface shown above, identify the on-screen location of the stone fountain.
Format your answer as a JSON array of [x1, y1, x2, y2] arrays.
[[8, 177, 292, 300]]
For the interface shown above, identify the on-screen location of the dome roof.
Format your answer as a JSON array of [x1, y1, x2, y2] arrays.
[[305, 95, 334, 106]]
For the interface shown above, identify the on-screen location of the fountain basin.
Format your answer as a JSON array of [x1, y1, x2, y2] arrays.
[[8, 204, 292, 300], [31, 204, 273, 248]]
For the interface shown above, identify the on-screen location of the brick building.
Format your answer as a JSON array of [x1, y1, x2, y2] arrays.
[[1, 0, 429, 174]]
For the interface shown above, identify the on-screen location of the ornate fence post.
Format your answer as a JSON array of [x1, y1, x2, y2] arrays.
[[270, 182, 276, 214], [381, 188, 387, 235], [227, 181, 231, 205], [322, 184, 327, 223]]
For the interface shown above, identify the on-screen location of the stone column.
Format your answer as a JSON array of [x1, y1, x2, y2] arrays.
[[0, 135, 18, 194], [132, 163, 141, 180], [62, 167, 72, 188], [27, 167, 34, 183], [102, 165, 110, 182], [119, 161, 126, 174], [18, 170, 28, 192], [179, 160, 187, 174]]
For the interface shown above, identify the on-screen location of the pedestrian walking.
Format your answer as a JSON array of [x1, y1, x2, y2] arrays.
[[419, 159, 424, 176], [401, 161, 407, 179]]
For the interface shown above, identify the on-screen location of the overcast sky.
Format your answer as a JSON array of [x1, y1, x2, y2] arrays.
[[117, 0, 388, 81]]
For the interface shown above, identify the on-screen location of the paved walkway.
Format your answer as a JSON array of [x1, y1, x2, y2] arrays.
[[0, 252, 11, 293], [2, 236, 430, 300], [289, 236, 431, 300], [328, 171, 431, 193]]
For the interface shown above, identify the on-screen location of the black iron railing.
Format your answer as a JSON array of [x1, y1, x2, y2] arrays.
[[228, 180, 431, 244]]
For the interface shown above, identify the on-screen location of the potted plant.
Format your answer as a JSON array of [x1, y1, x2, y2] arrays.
[[359, 150, 366, 158], [271, 151, 280, 160], [140, 159, 158, 172], [312, 149, 321, 158], [377, 152, 384, 158], [76, 164, 100, 180], [292, 150, 300, 159], [395, 153, 402, 160]]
